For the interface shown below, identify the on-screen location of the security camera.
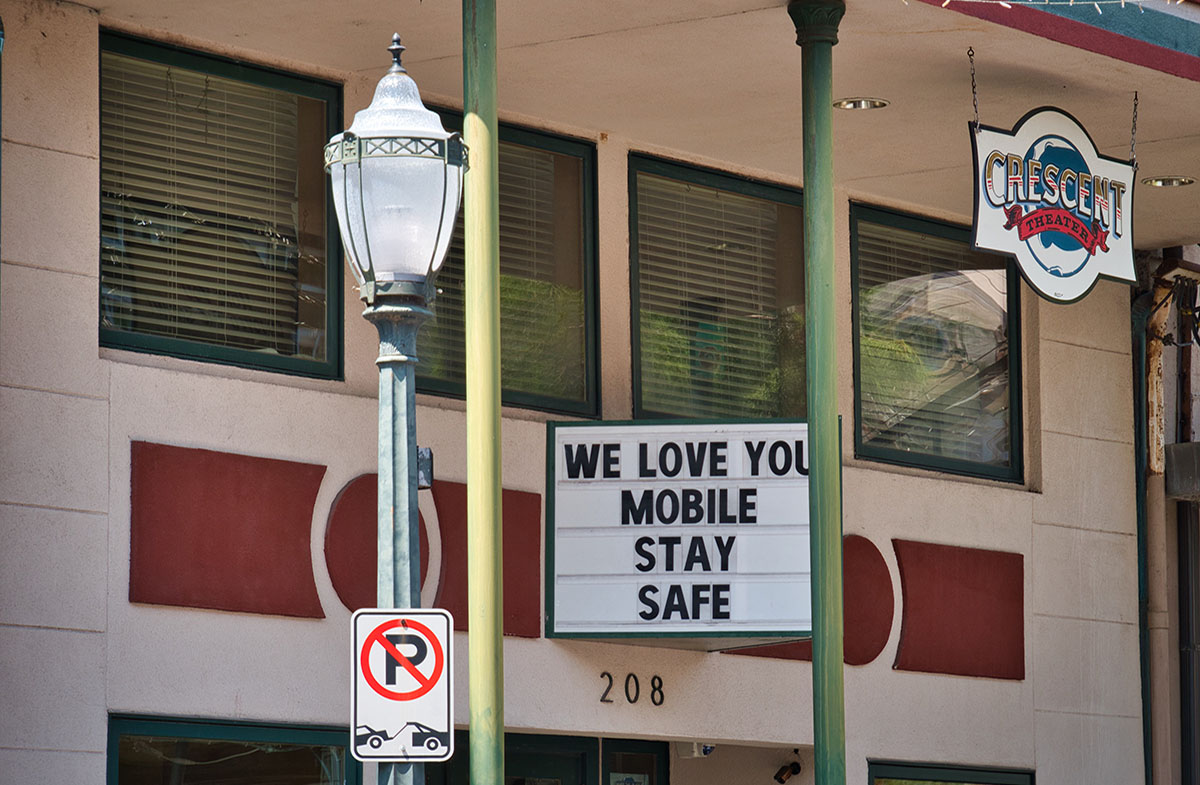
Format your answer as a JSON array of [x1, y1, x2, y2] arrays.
[[774, 762, 802, 784]]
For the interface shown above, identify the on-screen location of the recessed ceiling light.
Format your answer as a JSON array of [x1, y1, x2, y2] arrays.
[[1141, 175, 1196, 188], [833, 97, 890, 111]]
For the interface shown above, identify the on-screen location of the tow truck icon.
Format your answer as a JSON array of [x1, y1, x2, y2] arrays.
[[355, 722, 450, 754]]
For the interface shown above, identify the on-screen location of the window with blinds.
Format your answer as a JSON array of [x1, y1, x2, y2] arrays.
[[99, 35, 340, 377], [418, 127, 596, 415], [852, 205, 1021, 480], [631, 157, 804, 419]]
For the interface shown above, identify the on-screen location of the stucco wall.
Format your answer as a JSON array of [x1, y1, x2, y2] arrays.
[[0, 1, 1143, 783]]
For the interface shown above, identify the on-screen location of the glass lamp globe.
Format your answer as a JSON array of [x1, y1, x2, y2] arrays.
[[325, 35, 467, 294]]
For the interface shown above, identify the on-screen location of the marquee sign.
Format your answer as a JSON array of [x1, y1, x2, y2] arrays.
[[971, 107, 1135, 303], [546, 421, 811, 644]]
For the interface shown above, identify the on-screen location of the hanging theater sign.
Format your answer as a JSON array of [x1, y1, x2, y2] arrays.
[[971, 107, 1136, 303]]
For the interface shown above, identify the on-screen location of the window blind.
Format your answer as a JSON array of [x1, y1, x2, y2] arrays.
[[855, 216, 1012, 469], [634, 170, 804, 419], [419, 140, 588, 407], [100, 49, 327, 362]]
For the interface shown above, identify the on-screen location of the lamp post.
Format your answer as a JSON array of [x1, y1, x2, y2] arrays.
[[325, 35, 467, 785]]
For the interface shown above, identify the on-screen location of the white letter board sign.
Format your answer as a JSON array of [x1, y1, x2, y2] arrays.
[[546, 421, 811, 644]]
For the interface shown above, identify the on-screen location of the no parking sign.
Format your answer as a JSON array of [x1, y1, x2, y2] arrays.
[[351, 608, 453, 763]]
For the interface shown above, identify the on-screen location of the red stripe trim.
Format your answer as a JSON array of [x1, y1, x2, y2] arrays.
[[916, 0, 1200, 82]]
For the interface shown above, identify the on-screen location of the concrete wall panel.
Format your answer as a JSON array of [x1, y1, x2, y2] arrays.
[[0, 749, 105, 783], [1037, 280, 1131, 356], [1039, 339, 1132, 444], [0, 505, 106, 631], [0, 261, 107, 397], [1034, 711, 1144, 785], [0, 143, 99, 277], [1031, 615, 1142, 717], [0, 387, 108, 512], [1031, 524, 1138, 624], [0, 0, 98, 157], [0, 626, 106, 752], [1033, 432, 1135, 533]]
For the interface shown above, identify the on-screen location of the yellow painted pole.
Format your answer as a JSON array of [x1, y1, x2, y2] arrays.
[[463, 1, 504, 784]]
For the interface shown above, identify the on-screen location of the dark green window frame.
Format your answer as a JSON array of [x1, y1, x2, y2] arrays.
[[629, 153, 805, 420], [851, 203, 1023, 483], [419, 114, 600, 417], [869, 760, 1034, 784], [98, 32, 344, 380], [107, 714, 361, 785]]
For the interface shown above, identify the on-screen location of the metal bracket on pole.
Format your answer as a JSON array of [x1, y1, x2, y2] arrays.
[[418, 447, 434, 490]]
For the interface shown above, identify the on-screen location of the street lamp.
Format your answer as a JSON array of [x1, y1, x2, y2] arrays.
[[324, 34, 466, 782]]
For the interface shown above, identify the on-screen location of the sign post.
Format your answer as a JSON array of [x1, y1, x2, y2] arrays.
[[352, 609, 454, 763]]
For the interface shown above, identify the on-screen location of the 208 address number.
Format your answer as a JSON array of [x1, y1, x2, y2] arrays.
[[600, 672, 664, 706]]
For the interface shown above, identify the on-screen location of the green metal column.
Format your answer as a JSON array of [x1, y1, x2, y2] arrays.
[[463, 2, 505, 785], [366, 300, 430, 785], [787, 2, 846, 784]]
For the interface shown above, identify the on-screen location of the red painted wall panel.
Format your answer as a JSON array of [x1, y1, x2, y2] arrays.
[[892, 539, 1024, 680], [430, 480, 542, 639], [129, 441, 327, 618], [324, 476, 542, 638], [724, 534, 894, 665], [323, 474, 430, 611]]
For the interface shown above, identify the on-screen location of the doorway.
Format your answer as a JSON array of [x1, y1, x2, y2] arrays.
[[427, 733, 667, 785]]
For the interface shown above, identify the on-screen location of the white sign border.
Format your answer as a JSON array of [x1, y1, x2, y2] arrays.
[[351, 607, 454, 764], [969, 105, 1137, 305], [545, 418, 813, 642]]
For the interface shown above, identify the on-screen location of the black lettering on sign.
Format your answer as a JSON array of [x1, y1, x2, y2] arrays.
[[685, 442, 708, 476], [634, 536, 656, 572], [563, 444, 600, 479], [622, 489, 653, 525], [713, 584, 731, 619], [684, 538, 710, 571], [768, 440, 792, 475], [659, 442, 683, 477], [660, 536, 682, 571], [384, 634, 427, 685], [635, 582, 733, 621], [739, 488, 757, 523], [638, 443, 656, 478], [710, 442, 728, 477], [744, 439, 808, 476], [745, 440, 766, 476], [602, 443, 621, 478], [632, 536, 737, 573], [715, 536, 735, 571], [662, 585, 689, 620], [620, 488, 758, 525], [638, 585, 659, 619], [656, 490, 680, 523]]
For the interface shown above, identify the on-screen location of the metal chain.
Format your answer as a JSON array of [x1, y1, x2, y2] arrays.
[[968, 47, 980, 133], [1130, 90, 1139, 172]]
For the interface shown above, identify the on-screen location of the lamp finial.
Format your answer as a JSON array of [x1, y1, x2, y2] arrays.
[[388, 33, 407, 73]]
